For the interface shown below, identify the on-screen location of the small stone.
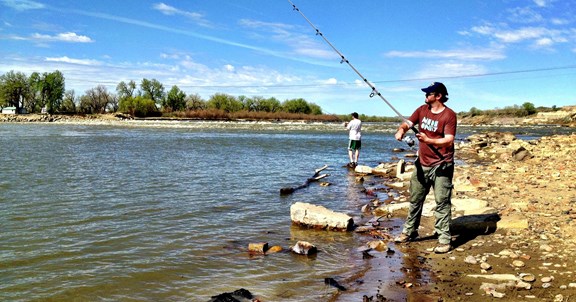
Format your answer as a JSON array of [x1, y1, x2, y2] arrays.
[[489, 290, 505, 298], [516, 280, 532, 290], [480, 262, 492, 270], [291, 241, 317, 255], [464, 255, 478, 264], [266, 245, 283, 254], [542, 282, 552, 288], [367, 240, 386, 251], [541, 276, 554, 283], [519, 273, 535, 282], [248, 242, 269, 254], [499, 249, 518, 258], [512, 260, 525, 267]]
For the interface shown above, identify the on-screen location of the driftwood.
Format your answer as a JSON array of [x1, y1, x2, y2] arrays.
[[280, 165, 329, 195]]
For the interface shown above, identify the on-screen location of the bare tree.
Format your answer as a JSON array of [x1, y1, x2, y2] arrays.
[[80, 85, 113, 113]]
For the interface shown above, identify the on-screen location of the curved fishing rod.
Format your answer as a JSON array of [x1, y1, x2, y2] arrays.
[[287, 0, 419, 134]]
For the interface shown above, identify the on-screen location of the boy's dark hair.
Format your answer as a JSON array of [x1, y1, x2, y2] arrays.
[[351, 112, 359, 119]]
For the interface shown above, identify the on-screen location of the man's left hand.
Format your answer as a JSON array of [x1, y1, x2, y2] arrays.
[[415, 133, 430, 144]]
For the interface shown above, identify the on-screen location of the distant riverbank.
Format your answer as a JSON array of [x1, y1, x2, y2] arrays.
[[2, 106, 575, 127]]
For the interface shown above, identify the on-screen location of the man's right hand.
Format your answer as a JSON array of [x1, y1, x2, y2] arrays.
[[395, 130, 404, 141]]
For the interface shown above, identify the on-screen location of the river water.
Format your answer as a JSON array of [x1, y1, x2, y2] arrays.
[[1, 121, 572, 302]]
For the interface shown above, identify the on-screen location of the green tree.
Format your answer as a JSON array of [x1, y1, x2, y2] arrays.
[[469, 107, 483, 117], [118, 96, 159, 117], [185, 93, 206, 110], [259, 97, 282, 112], [522, 102, 536, 115], [27, 72, 43, 113], [308, 102, 323, 115], [207, 93, 242, 112], [0, 70, 28, 112], [42, 70, 65, 114], [139, 78, 165, 105], [237, 95, 253, 111], [116, 80, 137, 101], [163, 85, 186, 111], [282, 98, 311, 114]]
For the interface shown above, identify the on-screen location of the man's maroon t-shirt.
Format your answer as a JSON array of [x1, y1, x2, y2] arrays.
[[407, 105, 457, 167]]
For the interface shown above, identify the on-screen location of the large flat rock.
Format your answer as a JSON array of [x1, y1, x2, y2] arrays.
[[290, 202, 354, 231]]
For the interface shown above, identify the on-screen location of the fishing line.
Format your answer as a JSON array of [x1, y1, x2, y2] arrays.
[[287, 0, 419, 134]]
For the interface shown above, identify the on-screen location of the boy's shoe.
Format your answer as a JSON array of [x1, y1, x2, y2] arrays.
[[433, 244, 451, 254], [393, 232, 419, 243]]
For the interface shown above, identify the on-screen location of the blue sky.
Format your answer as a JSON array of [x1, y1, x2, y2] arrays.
[[1, 0, 575, 116]]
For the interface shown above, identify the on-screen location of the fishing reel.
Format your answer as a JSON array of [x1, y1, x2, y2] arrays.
[[403, 136, 416, 148]]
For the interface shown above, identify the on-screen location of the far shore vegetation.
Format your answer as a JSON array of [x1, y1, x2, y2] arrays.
[[0, 69, 567, 123]]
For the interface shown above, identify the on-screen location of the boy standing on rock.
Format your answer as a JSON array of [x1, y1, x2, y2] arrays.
[[344, 112, 362, 168], [393, 82, 457, 254]]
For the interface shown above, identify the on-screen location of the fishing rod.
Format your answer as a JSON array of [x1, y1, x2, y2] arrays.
[[287, 0, 419, 135]]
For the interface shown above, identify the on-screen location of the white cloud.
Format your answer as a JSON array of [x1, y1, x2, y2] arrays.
[[533, 0, 548, 7], [224, 64, 235, 72], [295, 48, 334, 59], [385, 48, 505, 61], [550, 18, 570, 25], [45, 56, 101, 65], [31, 32, 94, 43], [0, 0, 44, 11], [536, 37, 553, 46], [239, 18, 334, 60], [508, 7, 544, 23], [414, 63, 488, 80], [160, 53, 180, 60], [322, 78, 337, 85], [471, 25, 570, 49], [493, 27, 546, 43], [152, 2, 212, 28]]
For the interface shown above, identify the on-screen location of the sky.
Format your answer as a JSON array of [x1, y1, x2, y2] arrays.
[[1, 0, 575, 116]]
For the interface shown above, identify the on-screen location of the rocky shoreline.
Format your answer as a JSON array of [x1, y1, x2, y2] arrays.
[[352, 131, 576, 301]]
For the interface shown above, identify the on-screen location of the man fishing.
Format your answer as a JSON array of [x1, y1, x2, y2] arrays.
[[393, 82, 457, 254], [287, 1, 457, 253], [344, 112, 362, 168]]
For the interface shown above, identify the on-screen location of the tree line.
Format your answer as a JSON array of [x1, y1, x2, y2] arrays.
[[0, 70, 327, 118], [458, 102, 560, 118], [1, 69, 558, 122]]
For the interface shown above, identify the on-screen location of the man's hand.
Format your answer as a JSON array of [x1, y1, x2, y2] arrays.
[[415, 132, 430, 144], [395, 130, 405, 141]]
